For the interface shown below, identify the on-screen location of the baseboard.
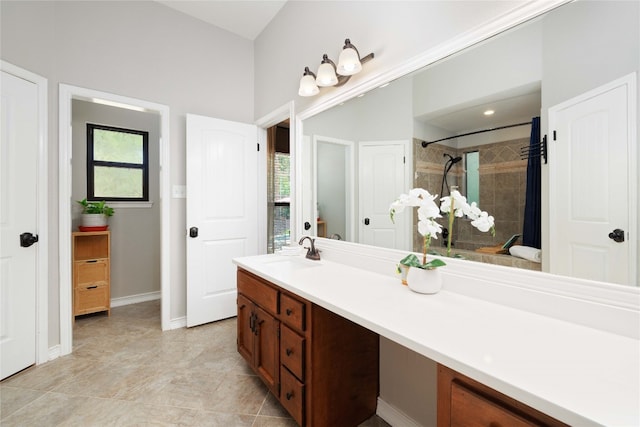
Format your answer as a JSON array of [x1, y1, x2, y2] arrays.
[[110, 291, 160, 308], [48, 344, 61, 362], [170, 316, 187, 329], [377, 397, 423, 427]]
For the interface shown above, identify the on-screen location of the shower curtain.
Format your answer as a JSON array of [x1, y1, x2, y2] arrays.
[[522, 117, 541, 249]]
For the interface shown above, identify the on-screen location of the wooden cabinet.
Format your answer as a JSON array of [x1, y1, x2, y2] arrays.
[[437, 364, 568, 427], [237, 268, 379, 427], [72, 231, 110, 318]]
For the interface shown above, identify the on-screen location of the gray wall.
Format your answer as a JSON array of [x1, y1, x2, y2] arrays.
[[254, 0, 523, 119], [72, 100, 161, 300], [1, 0, 254, 345], [540, 0, 640, 271]]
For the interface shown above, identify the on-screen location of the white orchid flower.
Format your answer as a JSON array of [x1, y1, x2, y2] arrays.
[[471, 211, 495, 233], [467, 202, 482, 220], [418, 218, 442, 239]]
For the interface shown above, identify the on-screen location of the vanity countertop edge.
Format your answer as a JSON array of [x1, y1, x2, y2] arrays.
[[233, 253, 639, 427]]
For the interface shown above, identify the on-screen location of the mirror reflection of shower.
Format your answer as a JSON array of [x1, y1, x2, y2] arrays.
[[441, 153, 462, 198]]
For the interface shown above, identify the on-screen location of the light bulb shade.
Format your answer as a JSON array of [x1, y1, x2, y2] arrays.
[[298, 73, 319, 96], [315, 54, 338, 87], [337, 47, 362, 76]]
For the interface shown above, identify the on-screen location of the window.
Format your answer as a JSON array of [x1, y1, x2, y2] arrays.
[[465, 151, 479, 205], [87, 123, 149, 201], [267, 124, 291, 253]]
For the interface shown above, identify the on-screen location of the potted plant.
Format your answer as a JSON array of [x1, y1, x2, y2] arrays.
[[389, 187, 495, 294], [77, 198, 114, 228], [390, 188, 446, 293]]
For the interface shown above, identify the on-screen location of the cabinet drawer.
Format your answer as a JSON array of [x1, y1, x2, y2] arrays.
[[74, 284, 109, 315], [280, 293, 306, 332], [237, 270, 278, 315], [280, 366, 304, 426], [280, 325, 305, 381], [74, 260, 109, 287], [450, 381, 535, 427]]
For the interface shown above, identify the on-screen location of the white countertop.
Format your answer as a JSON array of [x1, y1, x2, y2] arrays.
[[233, 253, 640, 427]]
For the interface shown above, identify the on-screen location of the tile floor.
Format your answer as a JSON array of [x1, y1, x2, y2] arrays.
[[1, 300, 390, 427]]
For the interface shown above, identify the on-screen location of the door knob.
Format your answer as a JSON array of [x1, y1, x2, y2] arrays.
[[189, 227, 198, 238], [364, 218, 370, 226], [608, 228, 625, 243], [20, 232, 39, 248]]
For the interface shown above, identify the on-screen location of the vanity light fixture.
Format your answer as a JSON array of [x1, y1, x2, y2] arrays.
[[298, 38, 374, 97], [298, 67, 320, 97]]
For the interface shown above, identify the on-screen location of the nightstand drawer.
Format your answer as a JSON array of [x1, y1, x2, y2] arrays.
[[74, 259, 109, 287], [281, 324, 305, 381], [280, 293, 305, 332], [280, 366, 304, 426], [74, 284, 109, 315]]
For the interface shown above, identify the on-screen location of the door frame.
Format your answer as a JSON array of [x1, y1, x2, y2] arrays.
[[59, 85, 171, 356], [0, 61, 49, 365], [312, 135, 356, 241], [255, 102, 295, 253], [547, 72, 637, 284]]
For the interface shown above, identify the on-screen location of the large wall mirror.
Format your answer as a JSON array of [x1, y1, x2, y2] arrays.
[[299, 0, 639, 286]]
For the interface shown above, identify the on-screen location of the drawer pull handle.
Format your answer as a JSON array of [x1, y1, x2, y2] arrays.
[[286, 391, 294, 400], [286, 308, 292, 316], [86, 260, 98, 263], [87, 285, 98, 289], [286, 348, 293, 356]]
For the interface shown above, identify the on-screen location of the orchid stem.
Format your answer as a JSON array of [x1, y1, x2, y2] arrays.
[[447, 198, 455, 257], [422, 235, 427, 265]]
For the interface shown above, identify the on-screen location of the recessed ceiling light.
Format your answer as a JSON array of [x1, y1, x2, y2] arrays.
[[484, 109, 495, 116]]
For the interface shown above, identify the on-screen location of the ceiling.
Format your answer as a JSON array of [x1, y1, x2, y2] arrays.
[[416, 83, 542, 134], [157, 0, 287, 40]]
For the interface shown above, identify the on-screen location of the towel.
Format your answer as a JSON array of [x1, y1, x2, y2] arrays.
[[509, 245, 541, 263]]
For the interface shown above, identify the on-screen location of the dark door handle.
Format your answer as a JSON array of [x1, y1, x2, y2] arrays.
[[20, 232, 39, 248], [608, 229, 625, 243], [189, 227, 198, 238], [304, 221, 311, 231], [364, 218, 370, 226]]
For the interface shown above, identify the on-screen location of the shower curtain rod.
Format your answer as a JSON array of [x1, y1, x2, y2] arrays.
[[421, 121, 532, 147]]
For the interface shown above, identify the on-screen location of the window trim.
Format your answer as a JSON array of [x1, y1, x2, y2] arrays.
[[87, 123, 149, 202]]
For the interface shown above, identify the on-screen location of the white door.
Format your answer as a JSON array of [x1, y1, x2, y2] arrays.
[[359, 141, 410, 250], [0, 70, 38, 379], [548, 74, 636, 285], [186, 114, 258, 327]]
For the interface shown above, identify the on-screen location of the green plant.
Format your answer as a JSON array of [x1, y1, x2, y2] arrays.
[[77, 198, 114, 217]]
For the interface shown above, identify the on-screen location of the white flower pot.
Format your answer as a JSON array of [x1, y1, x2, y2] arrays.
[[406, 266, 442, 294], [81, 213, 108, 227]]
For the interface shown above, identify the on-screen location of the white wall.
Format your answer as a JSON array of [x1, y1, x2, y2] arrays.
[[71, 100, 161, 300], [1, 0, 254, 345]]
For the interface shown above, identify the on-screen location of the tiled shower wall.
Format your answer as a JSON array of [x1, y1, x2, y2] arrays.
[[413, 137, 529, 252]]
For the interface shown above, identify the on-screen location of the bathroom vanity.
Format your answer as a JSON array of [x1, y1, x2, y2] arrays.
[[236, 267, 379, 426], [234, 244, 639, 427]]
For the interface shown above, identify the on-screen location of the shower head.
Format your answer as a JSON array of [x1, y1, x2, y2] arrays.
[[444, 153, 462, 165]]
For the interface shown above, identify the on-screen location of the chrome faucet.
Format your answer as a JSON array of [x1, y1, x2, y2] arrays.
[[298, 236, 321, 260]]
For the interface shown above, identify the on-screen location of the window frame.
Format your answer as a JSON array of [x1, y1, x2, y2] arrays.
[[86, 123, 149, 202]]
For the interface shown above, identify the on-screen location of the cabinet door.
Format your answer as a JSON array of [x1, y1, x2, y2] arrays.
[[237, 294, 254, 365], [255, 305, 280, 396]]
